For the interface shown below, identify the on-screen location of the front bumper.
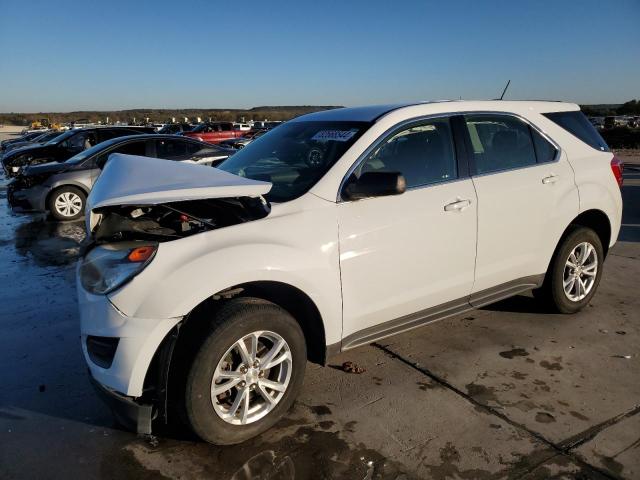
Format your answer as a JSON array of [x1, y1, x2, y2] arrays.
[[7, 182, 48, 213], [78, 279, 182, 398], [90, 372, 154, 434]]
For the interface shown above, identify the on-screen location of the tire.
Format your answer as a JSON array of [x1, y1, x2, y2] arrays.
[[184, 297, 306, 445], [535, 226, 604, 314], [48, 186, 86, 221]]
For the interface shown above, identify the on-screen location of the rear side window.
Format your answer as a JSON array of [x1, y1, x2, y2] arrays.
[[464, 115, 536, 175], [543, 111, 609, 152], [531, 129, 558, 163]]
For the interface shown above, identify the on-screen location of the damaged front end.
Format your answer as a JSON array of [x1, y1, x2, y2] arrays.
[[90, 196, 270, 244], [86, 152, 272, 244], [79, 153, 273, 433]]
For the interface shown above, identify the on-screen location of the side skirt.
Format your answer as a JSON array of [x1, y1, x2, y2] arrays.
[[329, 275, 544, 356]]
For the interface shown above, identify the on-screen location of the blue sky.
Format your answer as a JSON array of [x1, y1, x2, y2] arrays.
[[0, 0, 638, 112]]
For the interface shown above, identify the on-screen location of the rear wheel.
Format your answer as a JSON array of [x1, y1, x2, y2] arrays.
[[535, 226, 604, 313], [184, 298, 306, 445], [48, 186, 86, 221]]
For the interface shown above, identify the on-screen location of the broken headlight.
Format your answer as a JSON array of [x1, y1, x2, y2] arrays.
[[80, 242, 157, 294]]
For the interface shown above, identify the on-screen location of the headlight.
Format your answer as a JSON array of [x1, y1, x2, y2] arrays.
[[11, 166, 20, 173], [80, 243, 157, 294]]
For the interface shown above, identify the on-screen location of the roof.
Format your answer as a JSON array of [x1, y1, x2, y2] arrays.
[[292, 100, 579, 123], [291, 104, 418, 122]]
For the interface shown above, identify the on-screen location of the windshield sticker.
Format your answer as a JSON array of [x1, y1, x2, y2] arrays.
[[311, 129, 358, 142]]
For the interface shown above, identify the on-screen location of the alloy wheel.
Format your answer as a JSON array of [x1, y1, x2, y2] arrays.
[[211, 330, 292, 425], [563, 241, 598, 302]]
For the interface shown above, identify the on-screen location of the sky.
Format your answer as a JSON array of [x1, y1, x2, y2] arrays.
[[0, 0, 638, 112]]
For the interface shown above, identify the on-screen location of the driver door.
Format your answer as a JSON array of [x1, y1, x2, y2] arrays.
[[337, 116, 478, 343]]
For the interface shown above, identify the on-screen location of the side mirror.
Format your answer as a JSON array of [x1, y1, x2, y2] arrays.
[[343, 171, 406, 201]]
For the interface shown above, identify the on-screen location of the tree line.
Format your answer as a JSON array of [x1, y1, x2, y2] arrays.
[[0, 106, 343, 126]]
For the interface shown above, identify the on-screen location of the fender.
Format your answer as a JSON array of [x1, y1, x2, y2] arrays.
[[108, 194, 343, 345]]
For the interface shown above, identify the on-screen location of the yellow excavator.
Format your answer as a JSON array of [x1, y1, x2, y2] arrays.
[[30, 118, 63, 131]]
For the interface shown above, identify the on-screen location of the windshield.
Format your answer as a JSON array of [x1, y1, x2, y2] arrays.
[[45, 129, 77, 145], [34, 131, 65, 142], [217, 121, 371, 202]]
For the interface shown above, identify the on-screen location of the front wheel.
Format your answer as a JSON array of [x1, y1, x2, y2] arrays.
[[184, 298, 306, 445], [535, 226, 604, 313], [48, 186, 86, 221]]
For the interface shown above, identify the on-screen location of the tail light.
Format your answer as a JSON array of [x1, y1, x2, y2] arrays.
[[610, 156, 624, 188]]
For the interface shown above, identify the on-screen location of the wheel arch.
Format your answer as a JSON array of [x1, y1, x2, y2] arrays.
[[147, 280, 329, 427], [175, 280, 327, 366], [542, 208, 612, 282], [567, 209, 612, 258]]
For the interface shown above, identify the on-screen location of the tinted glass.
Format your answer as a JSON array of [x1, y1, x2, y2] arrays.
[[46, 129, 78, 145], [185, 142, 224, 156], [465, 115, 536, 174], [98, 129, 142, 142], [155, 139, 189, 159], [357, 118, 457, 188], [218, 121, 371, 202], [64, 131, 97, 151], [95, 141, 147, 168], [543, 111, 609, 152], [531, 128, 557, 163]]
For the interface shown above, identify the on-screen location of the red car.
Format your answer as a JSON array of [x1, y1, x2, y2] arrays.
[[182, 122, 247, 144]]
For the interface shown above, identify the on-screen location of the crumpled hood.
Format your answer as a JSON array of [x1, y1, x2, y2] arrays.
[[22, 160, 70, 177], [88, 153, 272, 210]]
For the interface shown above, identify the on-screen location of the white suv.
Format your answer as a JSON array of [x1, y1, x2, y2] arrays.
[[77, 101, 623, 444]]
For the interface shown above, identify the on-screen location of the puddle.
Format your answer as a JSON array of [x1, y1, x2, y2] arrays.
[[499, 348, 530, 359], [124, 419, 414, 480]]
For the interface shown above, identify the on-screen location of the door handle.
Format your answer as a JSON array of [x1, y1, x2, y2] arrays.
[[444, 199, 472, 212], [542, 174, 559, 184]]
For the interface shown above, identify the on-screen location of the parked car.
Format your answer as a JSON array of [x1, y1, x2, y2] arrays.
[[157, 123, 194, 135], [182, 122, 247, 144], [1, 130, 51, 152], [1, 130, 65, 156], [8, 135, 234, 220], [219, 129, 267, 150], [1, 126, 155, 177], [78, 101, 622, 445]]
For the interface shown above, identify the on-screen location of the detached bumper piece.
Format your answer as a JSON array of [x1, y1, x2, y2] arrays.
[[89, 373, 155, 435]]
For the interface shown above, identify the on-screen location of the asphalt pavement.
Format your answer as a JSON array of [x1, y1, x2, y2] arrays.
[[0, 130, 638, 479]]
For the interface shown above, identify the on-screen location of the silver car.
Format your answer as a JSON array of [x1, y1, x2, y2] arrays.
[[7, 134, 234, 220]]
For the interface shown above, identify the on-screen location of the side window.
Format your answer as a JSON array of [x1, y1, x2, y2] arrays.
[[64, 131, 97, 151], [357, 118, 457, 188], [97, 129, 118, 143], [113, 140, 147, 156], [155, 139, 189, 160], [464, 115, 536, 175], [96, 141, 147, 168], [220, 123, 232, 131], [531, 129, 558, 163], [543, 111, 609, 152], [185, 142, 219, 156]]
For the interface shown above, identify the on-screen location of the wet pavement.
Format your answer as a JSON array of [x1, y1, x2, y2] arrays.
[[0, 137, 639, 479]]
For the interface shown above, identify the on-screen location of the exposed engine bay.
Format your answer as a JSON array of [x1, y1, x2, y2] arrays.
[[91, 196, 270, 243]]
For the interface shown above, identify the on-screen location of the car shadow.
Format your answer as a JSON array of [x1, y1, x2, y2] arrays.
[[480, 294, 549, 314]]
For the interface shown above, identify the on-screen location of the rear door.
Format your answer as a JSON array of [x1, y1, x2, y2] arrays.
[[463, 113, 579, 296]]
